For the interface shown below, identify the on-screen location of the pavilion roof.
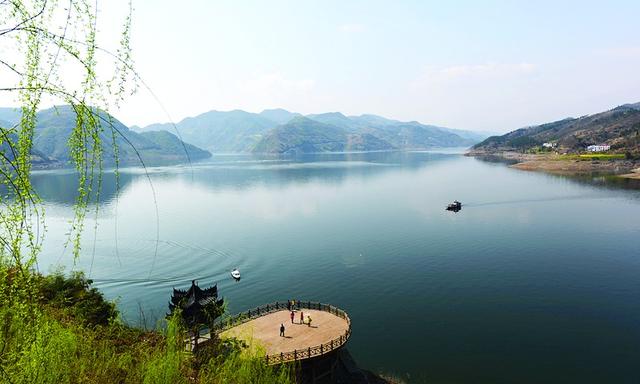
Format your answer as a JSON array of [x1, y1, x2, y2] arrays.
[[170, 280, 219, 308]]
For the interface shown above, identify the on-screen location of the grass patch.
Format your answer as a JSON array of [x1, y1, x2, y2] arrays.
[[554, 153, 626, 161]]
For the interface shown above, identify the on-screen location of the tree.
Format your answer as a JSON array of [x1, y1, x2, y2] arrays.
[[0, 0, 135, 287], [169, 280, 225, 350]]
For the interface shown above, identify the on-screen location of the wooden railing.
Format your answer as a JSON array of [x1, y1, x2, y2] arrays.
[[217, 301, 351, 365]]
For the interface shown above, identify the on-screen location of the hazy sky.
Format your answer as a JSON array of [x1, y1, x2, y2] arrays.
[[5, 1, 640, 132]]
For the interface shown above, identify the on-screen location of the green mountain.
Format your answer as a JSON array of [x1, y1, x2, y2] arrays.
[[307, 112, 481, 147], [351, 114, 485, 145], [472, 102, 640, 154], [307, 112, 357, 130], [1, 119, 61, 167], [31, 106, 210, 167], [258, 108, 301, 125], [137, 110, 278, 153], [0, 108, 21, 125], [368, 122, 476, 148], [251, 116, 395, 154], [137, 109, 484, 153]]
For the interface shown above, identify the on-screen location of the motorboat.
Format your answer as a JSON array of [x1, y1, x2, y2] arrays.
[[231, 268, 241, 280], [446, 200, 462, 212]]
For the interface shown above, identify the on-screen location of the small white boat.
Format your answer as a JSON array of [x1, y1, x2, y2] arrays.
[[231, 268, 241, 280]]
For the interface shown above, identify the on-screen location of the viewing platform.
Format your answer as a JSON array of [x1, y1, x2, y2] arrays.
[[218, 301, 351, 365]]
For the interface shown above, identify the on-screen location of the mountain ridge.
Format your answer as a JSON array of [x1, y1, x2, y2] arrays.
[[135, 108, 486, 153], [8, 105, 211, 168], [251, 116, 396, 154], [471, 102, 640, 154]]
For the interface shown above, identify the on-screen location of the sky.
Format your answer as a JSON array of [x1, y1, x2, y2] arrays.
[[3, 0, 640, 132]]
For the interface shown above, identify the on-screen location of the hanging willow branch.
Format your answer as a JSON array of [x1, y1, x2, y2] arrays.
[[0, 0, 136, 284]]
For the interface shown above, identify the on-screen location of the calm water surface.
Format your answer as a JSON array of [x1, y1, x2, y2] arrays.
[[34, 151, 640, 383]]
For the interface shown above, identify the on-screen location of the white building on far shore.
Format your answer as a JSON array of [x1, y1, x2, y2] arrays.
[[542, 142, 557, 148], [587, 144, 611, 152]]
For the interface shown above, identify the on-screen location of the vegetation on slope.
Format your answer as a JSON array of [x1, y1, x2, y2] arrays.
[[251, 116, 396, 154], [258, 108, 301, 125], [0, 3, 289, 384], [138, 110, 278, 153], [138, 109, 482, 153], [0, 270, 294, 384], [251, 113, 483, 154], [31, 106, 210, 167], [473, 103, 640, 155]]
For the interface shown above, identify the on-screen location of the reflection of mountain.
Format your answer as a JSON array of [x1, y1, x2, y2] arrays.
[[30, 171, 137, 206], [181, 152, 454, 192], [472, 156, 640, 192], [30, 150, 640, 207], [542, 171, 640, 192], [29, 152, 455, 205]]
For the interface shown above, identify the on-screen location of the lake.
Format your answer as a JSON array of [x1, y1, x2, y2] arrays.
[[34, 150, 640, 383]]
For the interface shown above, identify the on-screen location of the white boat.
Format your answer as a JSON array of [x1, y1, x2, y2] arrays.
[[231, 268, 241, 280]]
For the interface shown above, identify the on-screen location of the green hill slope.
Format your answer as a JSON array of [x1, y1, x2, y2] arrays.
[[138, 110, 278, 152], [0, 108, 21, 125], [472, 102, 640, 154], [32, 106, 210, 167], [252, 116, 395, 154], [258, 108, 301, 124], [137, 109, 484, 153]]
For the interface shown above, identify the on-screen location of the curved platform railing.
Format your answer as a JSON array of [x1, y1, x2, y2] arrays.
[[217, 301, 351, 365]]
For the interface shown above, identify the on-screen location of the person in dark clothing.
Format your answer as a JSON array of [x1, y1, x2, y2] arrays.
[[300, 311, 304, 324], [290, 311, 295, 323], [280, 323, 285, 337]]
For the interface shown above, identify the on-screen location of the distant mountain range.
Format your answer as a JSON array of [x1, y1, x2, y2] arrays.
[[134, 109, 487, 154], [0, 106, 210, 168], [472, 102, 640, 154], [252, 116, 395, 154], [0, 105, 490, 167]]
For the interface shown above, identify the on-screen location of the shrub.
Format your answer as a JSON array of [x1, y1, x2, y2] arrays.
[[37, 271, 117, 326]]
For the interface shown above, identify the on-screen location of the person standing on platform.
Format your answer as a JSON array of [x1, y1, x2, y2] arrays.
[[290, 311, 295, 323], [307, 316, 312, 327], [280, 323, 285, 337], [300, 311, 304, 324]]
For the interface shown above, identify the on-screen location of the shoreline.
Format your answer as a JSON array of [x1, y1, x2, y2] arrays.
[[466, 150, 640, 179]]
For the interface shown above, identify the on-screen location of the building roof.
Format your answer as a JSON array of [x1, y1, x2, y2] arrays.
[[169, 280, 224, 327]]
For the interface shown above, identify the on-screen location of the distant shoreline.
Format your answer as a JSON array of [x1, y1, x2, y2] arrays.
[[29, 148, 470, 171], [466, 150, 640, 179]]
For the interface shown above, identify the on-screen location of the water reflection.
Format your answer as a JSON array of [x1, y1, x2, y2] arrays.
[[472, 155, 640, 191], [29, 151, 454, 205], [29, 150, 640, 383]]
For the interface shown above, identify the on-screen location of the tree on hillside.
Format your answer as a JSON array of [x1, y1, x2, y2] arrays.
[[169, 280, 225, 350]]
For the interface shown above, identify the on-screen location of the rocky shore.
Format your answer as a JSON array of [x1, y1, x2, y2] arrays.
[[466, 150, 640, 179]]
